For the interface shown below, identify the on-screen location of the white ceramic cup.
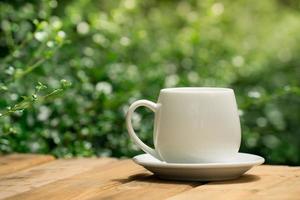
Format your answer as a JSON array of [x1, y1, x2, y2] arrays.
[[126, 87, 241, 163]]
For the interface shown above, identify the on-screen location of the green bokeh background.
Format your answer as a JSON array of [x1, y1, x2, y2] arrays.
[[0, 0, 300, 165]]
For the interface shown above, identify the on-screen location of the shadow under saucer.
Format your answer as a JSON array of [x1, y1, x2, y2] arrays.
[[113, 172, 260, 185]]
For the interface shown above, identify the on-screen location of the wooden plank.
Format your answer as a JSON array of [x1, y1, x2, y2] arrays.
[[167, 165, 300, 200], [0, 157, 116, 200], [3, 159, 300, 200], [5, 160, 148, 200], [85, 174, 199, 200], [252, 175, 300, 200], [0, 154, 54, 176]]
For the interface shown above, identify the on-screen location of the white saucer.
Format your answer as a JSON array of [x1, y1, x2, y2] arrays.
[[133, 153, 264, 181]]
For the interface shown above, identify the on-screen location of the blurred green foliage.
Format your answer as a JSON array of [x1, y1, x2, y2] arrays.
[[0, 0, 299, 165]]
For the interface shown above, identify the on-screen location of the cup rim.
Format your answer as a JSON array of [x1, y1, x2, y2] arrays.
[[160, 87, 233, 93]]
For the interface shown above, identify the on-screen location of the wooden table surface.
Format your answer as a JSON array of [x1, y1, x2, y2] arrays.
[[0, 154, 299, 200]]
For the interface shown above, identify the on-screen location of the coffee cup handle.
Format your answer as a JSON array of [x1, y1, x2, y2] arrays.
[[126, 100, 162, 160]]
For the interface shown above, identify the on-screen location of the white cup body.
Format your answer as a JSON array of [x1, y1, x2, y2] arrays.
[[153, 87, 241, 163]]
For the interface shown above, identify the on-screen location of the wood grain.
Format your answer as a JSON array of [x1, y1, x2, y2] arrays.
[[85, 174, 199, 200], [1, 154, 300, 200], [252, 175, 300, 200], [0, 157, 115, 199], [0, 154, 54, 176], [167, 165, 300, 200], [5, 160, 146, 200]]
